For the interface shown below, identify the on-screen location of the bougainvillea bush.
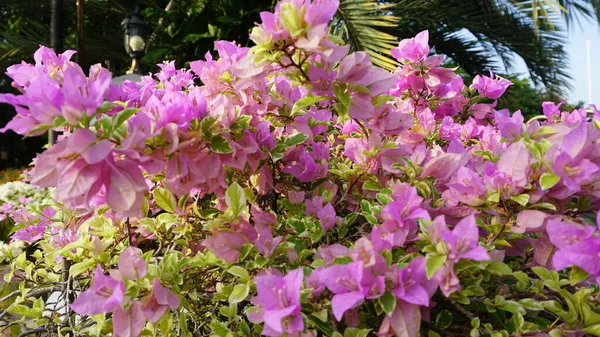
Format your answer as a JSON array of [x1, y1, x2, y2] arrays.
[[1, 1, 600, 336]]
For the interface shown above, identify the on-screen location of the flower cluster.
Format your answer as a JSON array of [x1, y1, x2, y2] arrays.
[[0, 0, 599, 336]]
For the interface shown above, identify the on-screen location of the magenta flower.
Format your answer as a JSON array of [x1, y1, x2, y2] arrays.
[[248, 269, 304, 337], [547, 220, 600, 283], [11, 224, 47, 243], [390, 257, 436, 306], [141, 279, 181, 324], [318, 202, 337, 231], [0, 72, 63, 135], [71, 265, 125, 315], [316, 244, 350, 265], [113, 301, 146, 337], [321, 261, 369, 321], [471, 71, 512, 99], [391, 30, 430, 63], [494, 109, 524, 140], [283, 148, 328, 182], [253, 206, 283, 257], [443, 167, 486, 207], [420, 152, 467, 180], [305, 0, 339, 26], [377, 300, 422, 337], [201, 231, 248, 262], [379, 186, 430, 246], [551, 152, 598, 192], [105, 159, 147, 218], [117, 247, 148, 281], [441, 215, 490, 262]]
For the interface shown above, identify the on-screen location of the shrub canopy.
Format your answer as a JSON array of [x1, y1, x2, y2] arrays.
[[0, 0, 600, 336]]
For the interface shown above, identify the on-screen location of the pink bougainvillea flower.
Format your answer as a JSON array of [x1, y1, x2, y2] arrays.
[[201, 231, 248, 262], [379, 186, 430, 247], [391, 30, 430, 63], [317, 202, 336, 231], [71, 265, 125, 315], [321, 261, 370, 321], [113, 301, 146, 337], [547, 220, 600, 283], [117, 247, 148, 281], [248, 268, 304, 336], [390, 257, 436, 306], [141, 278, 181, 324], [441, 215, 490, 262], [11, 224, 47, 243], [471, 71, 512, 100]]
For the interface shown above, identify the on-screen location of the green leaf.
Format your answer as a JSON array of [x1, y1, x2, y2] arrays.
[[518, 298, 543, 311], [26, 123, 52, 136], [532, 266, 553, 281], [53, 115, 67, 128], [435, 310, 453, 329], [487, 192, 500, 203], [284, 133, 309, 147], [549, 329, 562, 337], [111, 108, 137, 131], [210, 135, 233, 154], [510, 194, 530, 206], [225, 182, 246, 217], [308, 314, 334, 335], [513, 271, 530, 284], [290, 95, 326, 116], [8, 304, 38, 318], [153, 187, 177, 213], [532, 126, 558, 138], [569, 266, 589, 285], [487, 262, 513, 275], [379, 291, 396, 315], [471, 317, 480, 328], [583, 324, 600, 336], [528, 202, 557, 211], [498, 300, 525, 314], [70, 259, 97, 277], [540, 172, 560, 190], [344, 328, 371, 337], [363, 180, 381, 191], [512, 311, 525, 330], [210, 320, 231, 337], [376, 193, 393, 205], [426, 254, 447, 279], [227, 266, 249, 281], [372, 94, 395, 108], [228, 284, 249, 304], [543, 279, 562, 292]]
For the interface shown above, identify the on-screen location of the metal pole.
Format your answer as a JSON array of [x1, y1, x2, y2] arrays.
[[49, 0, 63, 145], [586, 39, 593, 104], [50, 0, 63, 53], [76, 0, 84, 65]]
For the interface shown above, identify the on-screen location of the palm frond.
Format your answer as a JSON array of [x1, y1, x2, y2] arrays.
[[330, 0, 400, 71], [510, 0, 600, 29]]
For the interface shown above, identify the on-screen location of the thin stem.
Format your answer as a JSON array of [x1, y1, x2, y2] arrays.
[[18, 328, 48, 337]]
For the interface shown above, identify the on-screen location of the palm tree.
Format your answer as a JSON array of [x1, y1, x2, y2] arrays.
[[332, 0, 600, 94]]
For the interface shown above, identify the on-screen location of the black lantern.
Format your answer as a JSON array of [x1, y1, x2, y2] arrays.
[[121, 6, 152, 73]]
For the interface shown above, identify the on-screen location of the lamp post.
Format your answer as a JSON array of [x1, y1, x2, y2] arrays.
[[121, 6, 152, 74]]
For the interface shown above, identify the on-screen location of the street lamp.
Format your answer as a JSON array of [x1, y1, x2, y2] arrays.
[[121, 6, 152, 74]]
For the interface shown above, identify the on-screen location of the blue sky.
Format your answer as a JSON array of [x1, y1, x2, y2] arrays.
[[509, 18, 600, 105], [564, 19, 600, 105]]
